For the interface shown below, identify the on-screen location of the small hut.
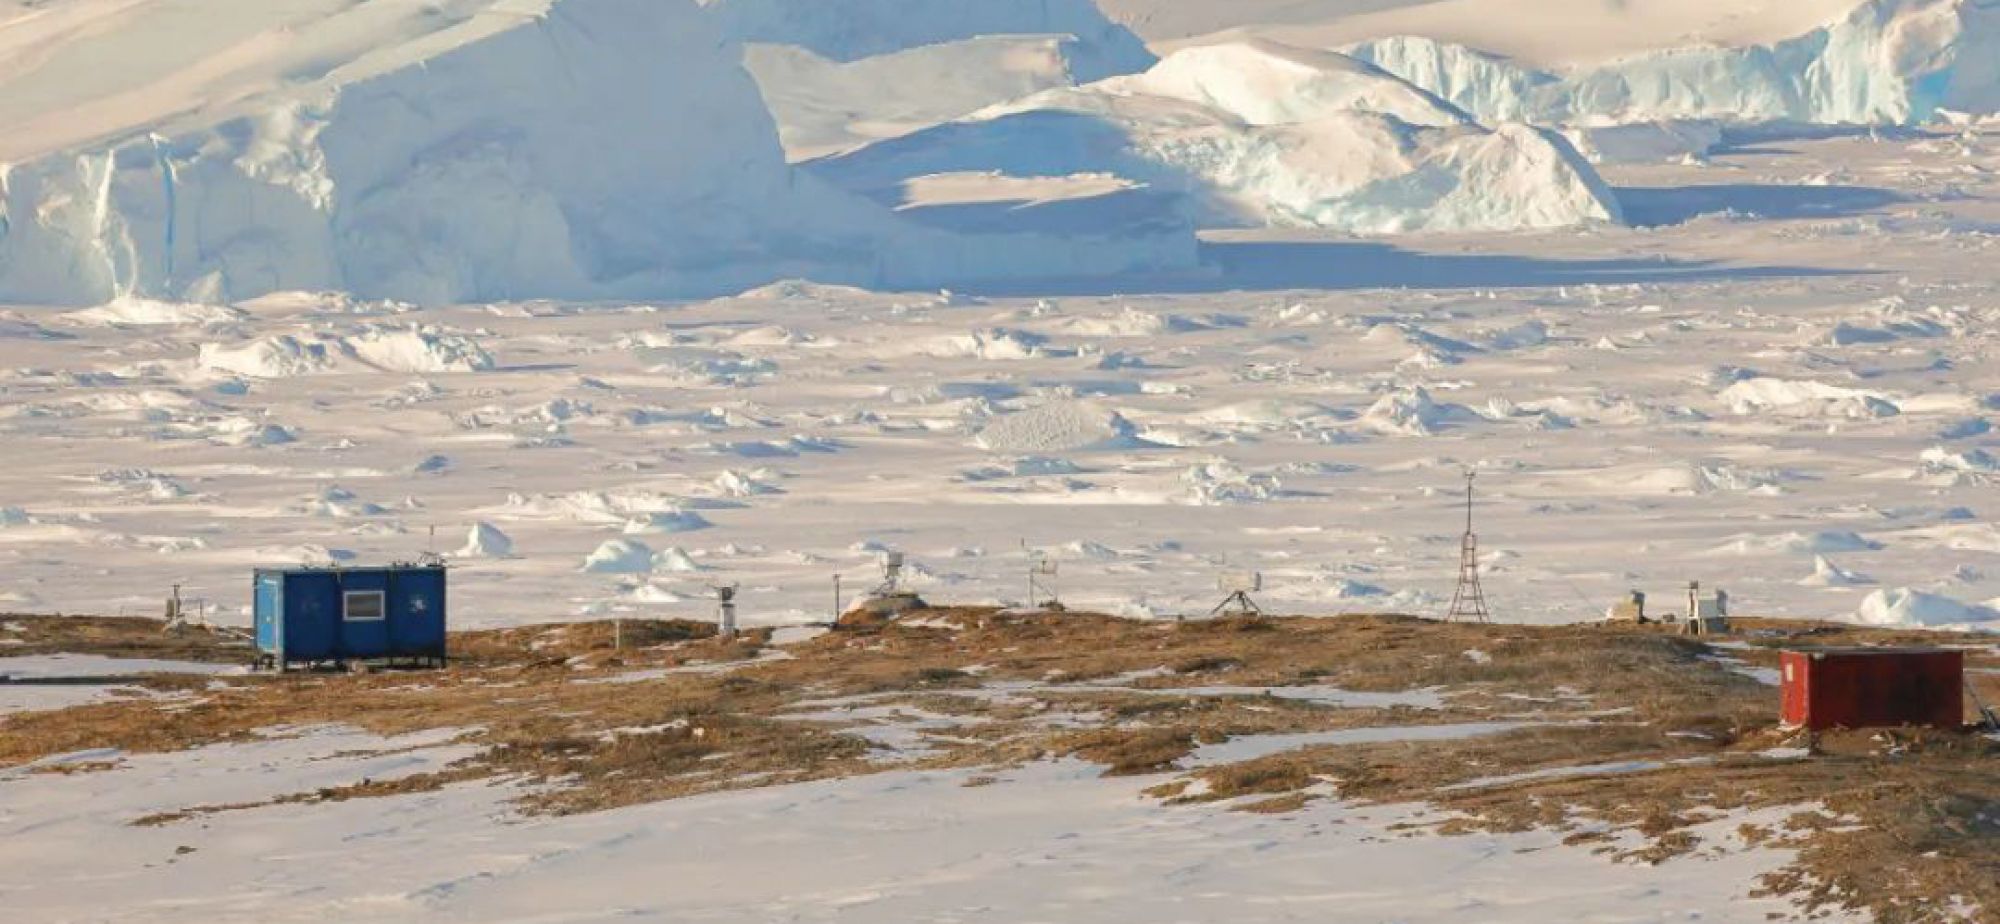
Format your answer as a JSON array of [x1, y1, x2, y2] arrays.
[[253, 563, 447, 669]]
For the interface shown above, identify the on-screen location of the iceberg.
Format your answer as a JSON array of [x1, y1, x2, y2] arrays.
[[813, 40, 1623, 235], [1344, 0, 2000, 129], [0, 0, 1198, 307]]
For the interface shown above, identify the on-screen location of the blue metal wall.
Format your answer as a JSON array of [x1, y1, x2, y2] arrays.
[[253, 566, 447, 665]]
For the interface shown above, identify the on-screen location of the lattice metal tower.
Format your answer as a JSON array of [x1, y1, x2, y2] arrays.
[[1445, 470, 1491, 622]]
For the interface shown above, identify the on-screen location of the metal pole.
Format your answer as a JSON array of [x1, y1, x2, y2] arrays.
[[1464, 471, 1475, 535], [1021, 539, 1031, 607]]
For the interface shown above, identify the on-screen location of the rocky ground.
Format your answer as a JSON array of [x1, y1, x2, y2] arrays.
[[3, 609, 1994, 921]]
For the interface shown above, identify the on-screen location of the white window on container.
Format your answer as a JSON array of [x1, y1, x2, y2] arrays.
[[344, 590, 387, 622]]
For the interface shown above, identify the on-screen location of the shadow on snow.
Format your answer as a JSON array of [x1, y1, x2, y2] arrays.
[[1615, 184, 1906, 227], [946, 238, 1869, 298]]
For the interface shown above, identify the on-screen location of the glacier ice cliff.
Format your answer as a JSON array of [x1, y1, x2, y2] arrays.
[[1344, 0, 2000, 127], [0, 0, 1194, 307]]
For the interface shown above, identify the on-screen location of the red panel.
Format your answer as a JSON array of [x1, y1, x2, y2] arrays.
[[1780, 649, 1964, 731], [1780, 651, 1811, 726]]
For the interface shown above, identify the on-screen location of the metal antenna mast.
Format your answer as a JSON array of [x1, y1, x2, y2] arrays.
[[1445, 470, 1491, 623]]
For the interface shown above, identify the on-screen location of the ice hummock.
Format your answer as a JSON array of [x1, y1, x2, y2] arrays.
[[973, 402, 1149, 453], [1853, 587, 1999, 629], [1800, 555, 1873, 587], [582, 539, 657, 574], [456, 522, 516, 560], [197, 328, 494, 378]]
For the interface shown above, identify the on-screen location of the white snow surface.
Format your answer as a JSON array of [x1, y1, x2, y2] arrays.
[[2, 128, 1999, 629], [0, 653, 237, 714], [0, 734, 1840, 923]]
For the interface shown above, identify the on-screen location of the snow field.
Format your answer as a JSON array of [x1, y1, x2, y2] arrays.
[[0, 731, 1833, 923], [0, 132, 1996, 632]]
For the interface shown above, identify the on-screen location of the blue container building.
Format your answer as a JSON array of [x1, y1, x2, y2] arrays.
[[253, 564, 448, 669]]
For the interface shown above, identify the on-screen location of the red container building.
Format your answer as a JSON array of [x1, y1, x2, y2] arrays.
[[1779, 648, 1965, 731]]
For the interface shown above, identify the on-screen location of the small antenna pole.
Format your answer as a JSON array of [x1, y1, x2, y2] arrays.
[[1465, 471, 1475, 534], [1445, 469, 1492, 623]]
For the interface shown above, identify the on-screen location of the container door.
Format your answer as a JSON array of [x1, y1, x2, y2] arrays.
[[1779, 654, 1810, 727], [284, 572, 341, 662], [254, 573, 285, 657], [389, 569, 447, 658]]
